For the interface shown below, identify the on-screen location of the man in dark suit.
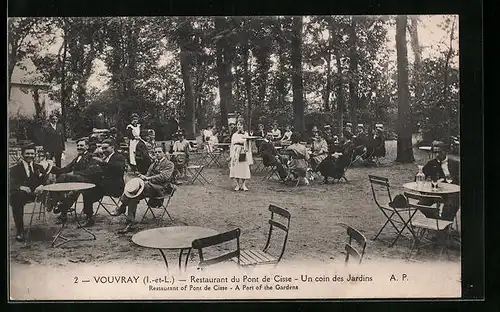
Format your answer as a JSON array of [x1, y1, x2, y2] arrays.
[[9, 144, 46, 241], [91, 138, 126, 206], [43, 112, 65, 167], [422, 142, 460, 221], [112, 145, 175, 233], [49, 138, 103, 226]]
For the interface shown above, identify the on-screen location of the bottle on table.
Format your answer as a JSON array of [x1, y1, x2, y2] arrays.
[[416, 165, 425, 188]]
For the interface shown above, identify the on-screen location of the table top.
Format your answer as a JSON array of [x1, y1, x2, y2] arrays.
[[132, 226, 219, 249], [245, 136, 261, 140], [42, 182, 96, 192], [214, 143, 230, 146], [403, 182, 460, 194]]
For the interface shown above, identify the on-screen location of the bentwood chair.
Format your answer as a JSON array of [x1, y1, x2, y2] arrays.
[[403, 192, 454, 260], [236, 205, 292, 267], [369, 175, 418, 247], [190, 228, 241, 270]]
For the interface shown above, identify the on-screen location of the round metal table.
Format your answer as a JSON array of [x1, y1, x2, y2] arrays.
[[132, 226, 219, 272], [403, 182, 460, 194], [30, 182, 97, 247]]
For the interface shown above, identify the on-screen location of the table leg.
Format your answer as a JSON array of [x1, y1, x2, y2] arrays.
[[52, 209, 97, 247], [178, 248, 193, 271], [158, 249, 169, 272]]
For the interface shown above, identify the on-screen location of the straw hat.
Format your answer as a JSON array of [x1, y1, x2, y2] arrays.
[[123, 178, 145, 199]]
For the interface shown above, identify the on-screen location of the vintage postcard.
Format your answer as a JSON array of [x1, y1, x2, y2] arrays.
[[8, 15, 464, 300]]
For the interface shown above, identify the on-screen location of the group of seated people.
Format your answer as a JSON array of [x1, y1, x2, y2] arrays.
[[256, 122, 387, 185], [9, 137, 177, 241]]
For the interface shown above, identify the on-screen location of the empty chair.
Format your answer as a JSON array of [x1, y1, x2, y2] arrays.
[[190, 228, 241, 269], [345, 226, 367, 264], [237, 205, 291, 267], [404, 192, 455, 259], [369, 175, 418, 247]]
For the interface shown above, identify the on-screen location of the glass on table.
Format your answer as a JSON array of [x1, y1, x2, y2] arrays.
[[430, 176, 439, 190], [445, 174, 453, 184]]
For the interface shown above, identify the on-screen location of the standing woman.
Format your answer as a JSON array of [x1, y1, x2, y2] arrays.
[[229, 121, 253, 191], [126, 113, 141, 172]]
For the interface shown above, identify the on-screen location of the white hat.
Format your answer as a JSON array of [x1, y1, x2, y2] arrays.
[[357, 124, 364, 128], [346, 122, 352, 127], [124, 178, 145, 198]]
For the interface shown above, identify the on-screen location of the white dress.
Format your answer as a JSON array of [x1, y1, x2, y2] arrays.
[[127, 124, 141, 165], [229, 132, 253, 179]]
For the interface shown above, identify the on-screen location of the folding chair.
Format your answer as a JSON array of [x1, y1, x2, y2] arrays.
[[251, 156, 265, 174], [369, 175, 418, 247], [404, 192, 454, 260], [236, 205, 291, 267], [190, 228, 241, 270], [345, 244, 362, 264], [262, 163, 282, 181], [186, 165, 210, 185], [140, 187, 176, 224], [95, 195, 120, 216], [345, 226, 367, 264]]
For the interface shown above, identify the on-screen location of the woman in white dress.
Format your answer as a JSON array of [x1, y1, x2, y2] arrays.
[[229, 122, 253, 191], [126, 113, 141, 171]]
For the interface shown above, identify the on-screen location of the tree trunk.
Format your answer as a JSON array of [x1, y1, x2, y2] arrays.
[[443, 17, 456, 144], [60, 23, 68, 140], [215, 17, 233, 129], [179, 42, 196, 139], [348, 16, 359, 125], [8, 48, 17, 100], [395, 15, 415, 163], [291, 16, 305, 134], [243, 44, 253, 129], [335, 51, 345, 138], [408, 16, 423, 124], [323, 51, 332, 112]]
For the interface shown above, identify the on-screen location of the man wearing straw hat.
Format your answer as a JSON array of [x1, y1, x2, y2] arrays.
[[112, 145, 175, 233]]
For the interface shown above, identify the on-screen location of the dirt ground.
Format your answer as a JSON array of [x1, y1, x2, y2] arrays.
[[9, 138, 461, 271]]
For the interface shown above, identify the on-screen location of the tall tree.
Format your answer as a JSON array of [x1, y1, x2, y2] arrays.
[[408, 15, 423, 126], [291, 16, 305, 134], [177, 17, 196, 139], [442, 16, 457, 144], [214, 17, 235, 128], [395, 15, 415, 163], [347, 16, 359, 125]]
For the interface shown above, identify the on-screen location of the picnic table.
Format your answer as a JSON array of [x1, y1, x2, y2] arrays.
[[132, 226, 219, 272]]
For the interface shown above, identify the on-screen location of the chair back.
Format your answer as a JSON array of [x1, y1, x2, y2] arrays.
[[404, 192, 444, 221], [263, 205, 291, 262], [368, 175, 392, 208], [346, 226, 367, 263], [191, 228, 241, 268], [345, 243, 361, 264]]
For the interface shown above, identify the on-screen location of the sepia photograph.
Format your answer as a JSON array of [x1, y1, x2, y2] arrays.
[[8, 15, 464, 300]]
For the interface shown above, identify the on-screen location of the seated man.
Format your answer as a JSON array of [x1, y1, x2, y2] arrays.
[[9, 144, 46, 241], [259, 133, 288, 180], [91, 139, 126, 214], [49, 138, 103, 226], [421, 142, 460, 221], [112, 145, 175, 233]]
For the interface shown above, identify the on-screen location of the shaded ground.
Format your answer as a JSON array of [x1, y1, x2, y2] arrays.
[[9, 138, 460, 269]]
